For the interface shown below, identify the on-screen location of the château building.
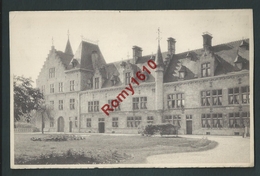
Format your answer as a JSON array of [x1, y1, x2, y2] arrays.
[[36, 32, 250, 135]]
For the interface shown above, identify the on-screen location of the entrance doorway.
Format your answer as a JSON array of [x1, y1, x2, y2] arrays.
[[57, 116, 64, 132], [98, 122, 105, 133], [186, 121, 192, 134], [69, 121, 73, 132]]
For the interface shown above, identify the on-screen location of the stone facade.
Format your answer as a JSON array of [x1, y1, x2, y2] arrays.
[[36, 33, 250, 136]]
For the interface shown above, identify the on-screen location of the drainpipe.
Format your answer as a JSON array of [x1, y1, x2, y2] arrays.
[[78, 92, 81, 133]]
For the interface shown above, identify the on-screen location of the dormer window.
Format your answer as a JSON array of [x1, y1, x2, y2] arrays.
[[178, 65, 186, 79], [186, 52, 192, 60], [234, 54, 243, 70], [87, 79, 93, 89], [94, 77, 99, 89], [110, 75, 118, 86], [201, 63, 211, 77], [125, 72, 131, 85]]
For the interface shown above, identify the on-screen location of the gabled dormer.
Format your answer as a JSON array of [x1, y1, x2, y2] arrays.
[[122, 61, 138, 85], [198, 32, 219, 78], [234, 53, 244, 70], [239, 40, 249, 50]]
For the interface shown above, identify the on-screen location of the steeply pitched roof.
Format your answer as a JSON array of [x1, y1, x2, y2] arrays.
[[55, 51, 74, 68], [72, 41, 106, 70], [64, 39, 73, 56], [155, 45, 164, 67]]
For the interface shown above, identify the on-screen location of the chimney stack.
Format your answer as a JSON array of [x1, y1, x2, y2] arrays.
[[132, 46, 142, 64], [167, 37, 176, 55], [202, 32, 213, 51]]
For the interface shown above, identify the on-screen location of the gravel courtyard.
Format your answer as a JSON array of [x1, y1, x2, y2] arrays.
[[146, 135, 252, 167]]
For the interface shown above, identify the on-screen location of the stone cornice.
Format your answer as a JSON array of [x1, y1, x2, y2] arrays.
[[164, 71, 249, 87], [64, 68, 94, 73]]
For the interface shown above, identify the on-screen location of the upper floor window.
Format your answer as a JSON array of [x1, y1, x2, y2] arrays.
[[133, 97, 147, 110], [167, 93, 185, 109], [201, 63, 210, 77], [58, 100, 63, 110], [50, 84, 54, 93], [59, 82, 63, 92], [125, 72, 131, 85], [87, 79, 93, 89], [70, 80, 75, 91], [94, 77, 99, 89], [108, 99, 120, 111], [88, 101, 99, 112], [70, 99, 75, 110], [49, 68, 55, 78], [50, 101, 54, 110], [228, 87, 240, 104], [241, 86, 250, 104], [201, 89, 222, 106]]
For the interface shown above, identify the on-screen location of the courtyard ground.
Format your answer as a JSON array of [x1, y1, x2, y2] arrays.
[[146, 135, 252, 167], [14, 133, 217, 164]]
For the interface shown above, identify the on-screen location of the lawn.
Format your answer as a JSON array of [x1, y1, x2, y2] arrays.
[[14, 133, 218, 164]]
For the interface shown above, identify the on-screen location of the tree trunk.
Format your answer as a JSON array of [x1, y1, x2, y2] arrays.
[[41, 112, 44, 134]]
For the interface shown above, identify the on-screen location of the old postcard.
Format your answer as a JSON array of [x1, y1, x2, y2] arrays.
[[10, 10, 254, 168]]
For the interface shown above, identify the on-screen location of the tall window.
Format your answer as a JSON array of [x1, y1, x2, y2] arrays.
[[50, 84, 54, 93], [49, 68, 55, 78], [70, 99, 75, 110], [108, 100, 120, 111], [59, 82, 63, 92], [112, 117, 119, 127], [201, 91, 211, 106], [50, 119, 54, 127], [125, 72, 131, 85], [241, 111, 250, 127], [201, 89, 222, 106], [201, 114, 211, 128], [75, 117, 78, 128], [241, 86, 250, 104], [201, 63, 210, 77], [86, 118, 91, 127], [58, 100, 63, 110], [212, 113, 223, 128], [229, 112, 241, 128], [41, 85, 45, 94], [94, 101, 99, 112], [94, 77, 99, 89], [133, 97, 147, 110], [228, 87, 239, 104], [127, 116, 141, 128], [167, 93, 185, 109], [70, 80, 75, 91], [87, 79, 93, 89], [88, 101, 99, 112], [50, 101, 54, 110], [147, 116, 154, 124], [163, 115, 181, 127], [212, 90, 222, 106]]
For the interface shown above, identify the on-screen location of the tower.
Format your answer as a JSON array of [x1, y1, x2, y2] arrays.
[[155, 28, 164, 111]]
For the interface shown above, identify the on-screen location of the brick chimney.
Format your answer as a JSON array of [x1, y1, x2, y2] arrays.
[[202, 32, 213, 51], [167, 37, 176, 55], [132, 46, 142, 64]]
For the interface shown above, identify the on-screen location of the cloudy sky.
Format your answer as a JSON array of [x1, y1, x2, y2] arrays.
[[10, 10, 252, 87]]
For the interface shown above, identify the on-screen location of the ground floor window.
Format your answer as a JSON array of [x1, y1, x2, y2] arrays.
[[162, 115, 181, 127], [229, 112, 249, 128], [112, 117, 119, 127], [127, 116, 142, 128], [212, 114, 223, 128], [75, 116, 78, 128], [201, 114, 211, 128], [147, 116, 154, 124], [86, 118, 91, 127], [201, 113, 223, 128], [50, 119, 54, 127]]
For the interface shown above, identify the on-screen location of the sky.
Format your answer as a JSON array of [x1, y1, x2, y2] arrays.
[[10, 10, 252, 87]]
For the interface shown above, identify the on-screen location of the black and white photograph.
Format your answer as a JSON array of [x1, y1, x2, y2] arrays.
[[10, 10, 254, 168]]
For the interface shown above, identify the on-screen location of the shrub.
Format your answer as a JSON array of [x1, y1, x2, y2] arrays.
[[142, 123, 180, 136], [15, 122, 35, 128], [30, 134, 86, 142]]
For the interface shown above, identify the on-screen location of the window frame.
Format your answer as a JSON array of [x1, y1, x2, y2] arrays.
[[50, 83, 54, 93], [94, 77, 99, 89], [127, 116, 142, 128], [58, 82, 63, 92], [58, 100, 63, 110], [86, 118, 91, 127], [125, 72, 131, 85], [167, 93, 185, 109], [70, 80, 75, 91], [201, 62, 211, 77], [112, 117, 119, 127], [70, 99, 75, 110], [49, 67, 55, 78]]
